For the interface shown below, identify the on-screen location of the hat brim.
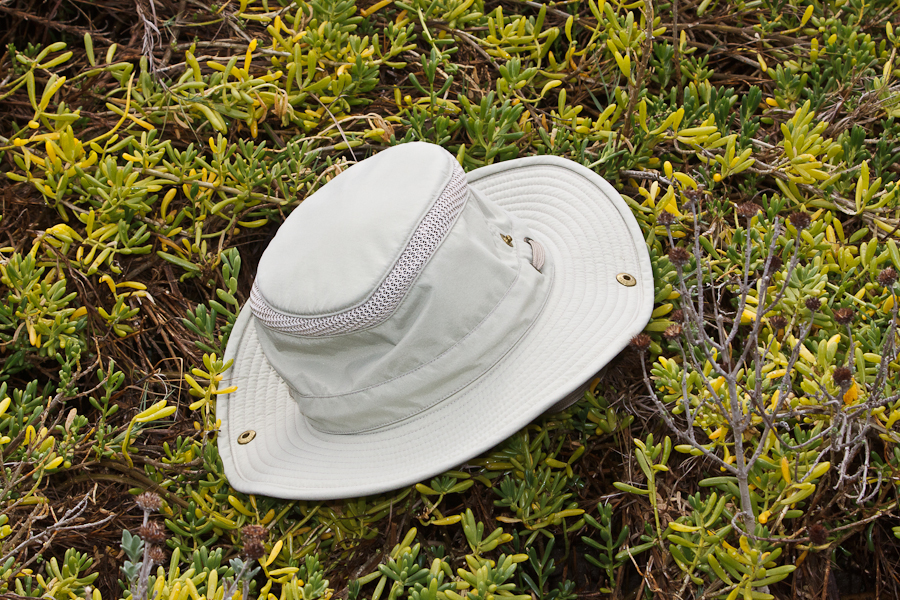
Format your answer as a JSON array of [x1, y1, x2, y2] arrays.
[[217, 155, 654, 500]]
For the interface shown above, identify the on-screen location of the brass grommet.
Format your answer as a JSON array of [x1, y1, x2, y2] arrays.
[[500, 234, 513, 247], [237, 430, 256, 445], [617, 273, 637, 287]]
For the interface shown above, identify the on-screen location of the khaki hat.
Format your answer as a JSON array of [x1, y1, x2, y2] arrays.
[[218, 142, 653, 499]]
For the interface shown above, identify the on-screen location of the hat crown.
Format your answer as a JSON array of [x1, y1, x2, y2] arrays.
[[247, 144, 553, 435], [255, 143, 461, 321]]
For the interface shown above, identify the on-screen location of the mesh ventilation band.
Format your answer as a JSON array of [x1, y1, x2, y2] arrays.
[[250, 162, 469, 337]]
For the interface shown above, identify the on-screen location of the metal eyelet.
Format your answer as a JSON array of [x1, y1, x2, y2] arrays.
[[617, 273, 637, 287], [500, 234, 513, 247], [237, 430, 257, 445]]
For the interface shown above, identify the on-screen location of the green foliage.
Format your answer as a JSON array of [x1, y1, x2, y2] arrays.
[[613, 434, 671, 541], [518, 538, 576, 600], [490, 430, 585, 534], [0, 249, 86, 366], [120, 529, 144, 589], [183, 248, 242, 356], [3, 0, 900, 596], [581, 503, 631, 591], [12, 548, 98, 599], [353, 524, 528, 600]]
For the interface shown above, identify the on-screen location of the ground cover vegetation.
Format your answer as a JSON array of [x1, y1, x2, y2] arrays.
[[0, 0, 898, 596]]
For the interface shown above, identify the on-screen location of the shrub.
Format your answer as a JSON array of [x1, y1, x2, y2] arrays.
[[1, 0, 899, 597]]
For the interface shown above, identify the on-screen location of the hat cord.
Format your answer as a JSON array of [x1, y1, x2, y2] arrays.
[[526, 238, 545, 272]]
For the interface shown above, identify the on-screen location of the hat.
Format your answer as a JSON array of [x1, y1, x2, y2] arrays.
[[217, 142, 653, 500]]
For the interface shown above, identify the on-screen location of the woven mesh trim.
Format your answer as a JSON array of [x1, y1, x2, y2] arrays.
[[250, 162, 468, 337]]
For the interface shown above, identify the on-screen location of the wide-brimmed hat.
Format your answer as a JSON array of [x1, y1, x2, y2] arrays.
[[218, 142, 653, 499]]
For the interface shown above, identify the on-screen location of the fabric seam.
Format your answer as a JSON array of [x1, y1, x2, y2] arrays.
[[306, 257, 553, 434]]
